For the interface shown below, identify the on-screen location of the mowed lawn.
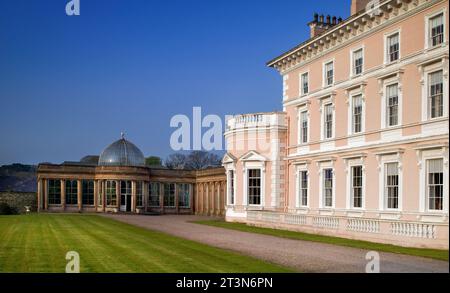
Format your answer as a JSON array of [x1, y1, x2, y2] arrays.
[[0, 214, 292, 273]]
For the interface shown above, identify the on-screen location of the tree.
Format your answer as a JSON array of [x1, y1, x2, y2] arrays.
[[164, 151, 222, 170], [145, 156, 162, 167], [186, 151, 221, 170], [164, 153, 187, 170]]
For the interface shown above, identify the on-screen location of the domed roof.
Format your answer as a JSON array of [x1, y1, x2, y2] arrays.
[[98, 134, 145, 167]]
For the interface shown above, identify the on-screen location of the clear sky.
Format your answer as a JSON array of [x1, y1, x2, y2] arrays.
[[0, 0, 350, 165]]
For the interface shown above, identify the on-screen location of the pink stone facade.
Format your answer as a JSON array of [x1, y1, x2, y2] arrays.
[[224, 0, 449, 249]]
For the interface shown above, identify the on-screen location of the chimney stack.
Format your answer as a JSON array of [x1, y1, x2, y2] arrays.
[[308, 13, 342, 38], [351, 0, 372, 15]]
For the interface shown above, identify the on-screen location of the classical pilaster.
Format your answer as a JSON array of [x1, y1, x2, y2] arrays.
[[143, 182, 148, 212], [131, 181, 137, 213], [175, 183, 179, 214], [77, 179, 82, 211], [94, 180, 98, 209], [102, 180, 106, 212], [37, 179, 42, 212], [61, 179, 66, 211], [115, 180, 120, 210], [44, 179, 48, 211]]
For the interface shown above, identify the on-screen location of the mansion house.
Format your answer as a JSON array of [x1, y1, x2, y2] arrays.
[[223, 0, 449, 249]]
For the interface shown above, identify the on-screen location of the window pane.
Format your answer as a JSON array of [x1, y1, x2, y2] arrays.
[[430, 14, 444, 46], [323, 169, 333, 207], [300, 111, 308, 143], [429, 70, 443, 118], [353, 49, 363, 75], [299, 171, 308, 206], [248, 169, 261, 205], [385, 163, 399, 209], [352, 95, 362, 133], [324, 104, 333, 139], [427, 159, 443, 211], [386, 84, 398, 126], [351, 166, 363, 208]]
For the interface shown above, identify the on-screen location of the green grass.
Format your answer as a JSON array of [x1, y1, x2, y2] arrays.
[[193, 220, 449, 262], [0, 214, 293, 273]]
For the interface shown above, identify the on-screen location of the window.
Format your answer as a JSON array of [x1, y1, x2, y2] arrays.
[[228, 170, 235, 205], [65, 180, 78, 205], [136, 181, 143, 207], [301, 72, 309, 95], [82, 180, 94, 205], [48, 179, 61, 205], [178, 183, 190, 208], [428, 70, 443, 119], [352, 95, 363, 133], [385, 163, 399, 209], [324, 103, 333, 139], [248, 169, 261, 205], [323, 169, 333, 207], [106, 180, 117, 206], [353, 49, 363, 75], [149, 182, 160, 207], [387, 33, 399, 63], [427, 159, 443, 211], [300, 111, 308, 144], [299, 171, 308, 207], [351, 166, 363, 208], [386, 84, 399, 127], [163, 183, 175, 207], [324, 62, 334, 86], [429, 13, 444, 47]]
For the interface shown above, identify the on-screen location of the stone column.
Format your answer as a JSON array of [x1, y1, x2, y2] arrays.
[[116, 180, 120, 210], [102, 180, 106, 212], [44, 179, 48, 211], [160, 183, 164, 213], [77, 179, 82, 211], [143, 182, 148, 212], [131, 181, 137, 213], [175, 184, 179, 214], [37, 179, 42, 212], [94, 180, 98, 209], [60, 179, 66, 211]]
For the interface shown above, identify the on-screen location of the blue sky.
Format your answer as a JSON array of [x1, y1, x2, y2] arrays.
[[0, 0, 350, 165]]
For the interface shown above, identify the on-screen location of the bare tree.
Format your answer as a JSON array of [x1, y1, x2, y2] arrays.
[[164, 153, 187, 169], [164, 151, 221, 170], [186, 151, 221, 170]]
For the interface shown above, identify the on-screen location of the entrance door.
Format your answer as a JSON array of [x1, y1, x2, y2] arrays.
[[120, 181, 131, 212]]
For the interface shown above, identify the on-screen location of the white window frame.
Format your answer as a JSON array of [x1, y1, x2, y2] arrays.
[[320, 98, 335, 141], [295, 164, 309, 208], [380, 76, 402, 129], [417, 146, 449, 213], [318, 160, 335, 209], [347, 90, 365, 135], [350, 46, 364, 78], [226, 168, 236, 206], [420, 60, 448, 121], [424, 8, 447, 50], [345, 157, 366, 210], [242, 161, 265, 208], [299, 71, 309, 96], [322, 59, 335, 87], [377, 153, 403, 212], [384, 29, 401, 65], [297, 105, 310, 145]]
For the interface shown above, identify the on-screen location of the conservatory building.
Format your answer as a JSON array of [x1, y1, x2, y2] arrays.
[[37, 135, 226, 215]]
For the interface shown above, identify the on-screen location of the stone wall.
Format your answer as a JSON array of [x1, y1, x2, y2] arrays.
[[0, 191, 37, 213]]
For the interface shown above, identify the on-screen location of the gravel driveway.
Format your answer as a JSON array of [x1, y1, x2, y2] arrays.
[[103, 214, 449, 273]]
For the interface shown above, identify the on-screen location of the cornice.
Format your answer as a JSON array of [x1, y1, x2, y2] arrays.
[[268, 0, 445, 74]]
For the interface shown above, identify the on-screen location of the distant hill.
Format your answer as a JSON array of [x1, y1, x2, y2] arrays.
[[0, 164, 37, 192]]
